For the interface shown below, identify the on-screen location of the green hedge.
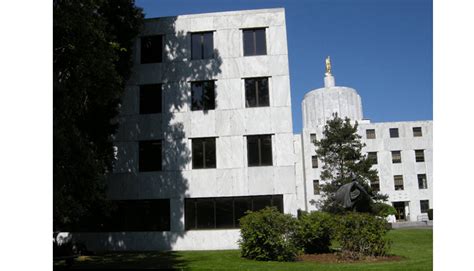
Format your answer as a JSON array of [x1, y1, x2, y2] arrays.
[[295, 211, 334, 254], [372, 202, 397, 217], [239, 207, 300, 261]]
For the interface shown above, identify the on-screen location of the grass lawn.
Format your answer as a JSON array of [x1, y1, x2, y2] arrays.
[[54, 228, 432, 270]]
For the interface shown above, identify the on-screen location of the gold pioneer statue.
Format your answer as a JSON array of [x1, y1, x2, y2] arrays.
[[325, 56, 332, 75]]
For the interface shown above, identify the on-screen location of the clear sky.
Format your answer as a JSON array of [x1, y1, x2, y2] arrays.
[[136, 0, 433, 133]]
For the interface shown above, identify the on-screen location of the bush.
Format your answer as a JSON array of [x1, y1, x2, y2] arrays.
[[295, 211, 334, 254], [335, 212, 391, 259], [428, 209, 433, 220], [372, 202, 397, 217], [239, 207, 300, 261]]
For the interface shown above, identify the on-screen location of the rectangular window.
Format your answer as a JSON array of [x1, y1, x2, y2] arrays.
[[243, 28, 266, 56], [367, 152, 378, 165], [108, 199, 170, 231], [366, 129, 376, 139], [413, 127, 423, 137], [139, 84, 162, 114], [389, 128, 399, 138], [371, 176, 380, 192], [313, 180, 320, 195], [247, 135, 273, 166], [415, 149, 425, 162], [185, 195, 283, 230], [391, 151, 402, 163], [418, 174, 428, 189], [191, 81, 215, 111], [420, 200, 429, 213], [191, 32, 214, 60], [139, 140, 162, 172], [245, 77, 269, 107], [311, 155, 319, 168], [394, 175, 404, 190], [141, 35, 163, 64], [192, 138, 216, 169], [310, 133, 317, 143]]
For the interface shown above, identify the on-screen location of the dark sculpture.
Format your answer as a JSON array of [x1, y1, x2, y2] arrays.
[[335, 177, 371, 212]]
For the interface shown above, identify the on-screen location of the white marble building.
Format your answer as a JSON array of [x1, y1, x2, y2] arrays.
[[69, 8, 432, 251]]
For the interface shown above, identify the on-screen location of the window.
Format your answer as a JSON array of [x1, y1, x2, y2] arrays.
[[413, 127, 423, 137], [313, 180, 320, 195], [415, 149, 425, 162], [191, 32, 213, 60], [192, 138, 216, 169], [391, 151, 402, 163], [185, 195, 283, 230], [389, 128, 399, 138], [191, 81, 215, 111], [141, 35, 163, 64], [139, 140, 162, 172], [367, 152, 378, 165], [420, 200, 429, 213], [311, 155, 319, 168], [366, 129, 376, 139], [245, 77, 269, 107], [394, 175, 404, 190], [310, 133, 317, 143], [418, 174, 428, 189], [371, 176, 380, 192], [247, 135, 273, 166], [243, 28, 266, 56], [108, 199, 170, 231], [139, 84, 162, 114]]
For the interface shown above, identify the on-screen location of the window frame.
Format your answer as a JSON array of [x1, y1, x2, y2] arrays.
[[140, 35, 163, 64], [420, 200, 430, 213], [191, 80, 216, 111], [192, 137, 217, 169], [244, 77, 270, 108], [139, 84, 162, 114], [415, 149, 425, 162], [394, 175, 404, 191], [389, 128, 399, 138], [246, 134, 273, 167], [138, 140, 162, 172], [191, 31, 214, 60], [242, 27, 267, 56], [418, 174, 428, 189], [311, 155, 319, 168], [371, 176, 380, 192], [413, 127, 423, 137], [366, 129, 376, 139], [367, 152, 378, 165], [313, 180, 320, 195], [391, 150, 402, 164]]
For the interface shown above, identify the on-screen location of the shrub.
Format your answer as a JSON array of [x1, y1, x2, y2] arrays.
[[295, 211, 334, 254], [239, 207, 300, 261], [372, 202, 397, 217], [335, 212, 391, 259], [428, 209, 433, 220]]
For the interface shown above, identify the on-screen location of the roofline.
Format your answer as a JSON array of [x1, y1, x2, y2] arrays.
[[143, 7, 285, 21]]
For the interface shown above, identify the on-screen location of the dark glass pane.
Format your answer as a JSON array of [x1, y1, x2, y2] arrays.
[[245, 79, 257, 107], [185, 199, 196, 230], [215, 198, 234, 228], [203, 32, 214, 59], [420, 200, 429, 213], [252, 195, 272, 212], [234, 197, 252, 226], [257, 78, 269, 106], [204, 138, 216, 168], [260, 136, 273, 166], [389, 128, 399, 138], [413, 127, 422, 137], [415, 150, 425, 162], [111, 199, 170, 231], [140, 84, 162, 114], [196, 199, 215, 229], [247, 136, 259, 166], [192, 139, 204, 169], [312, 155, 318, 168], [191, 82, 203, 110], [191, 33, 202, 60], [141, 35, 162, 64], [243, 29, 254, 56], [272, 195, 284, 213], [255, 28, 267, 55], [203, 81, 215, 110], [139, 141, 162, 172]]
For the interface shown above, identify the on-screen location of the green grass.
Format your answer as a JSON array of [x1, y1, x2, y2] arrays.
[[55, 228, 432, 270]]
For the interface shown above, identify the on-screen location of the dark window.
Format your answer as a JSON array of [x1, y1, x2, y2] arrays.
[[243, 28, 266, 56], [418, 174, 428, 189], [415, 149, 425, 162], [366, 129, 376, 139], [311, 155, 318, 168], [420, 200, 429, 213], [139, 141, 162, 172], [192, 138, 216, 169], [191, 81, 215, 111], [367, 152, 378, 165], [108, 199, 170, 231], [245, 77, 269, 107], [191, 32, 214, 60], [413, 127, 423, 137], [185, 195, 283, 230], [313, 180, 320, 195], [371, 177, 380, 192], [394, 175, 404, 190], [389, 128, 399, 138], [310, 133, 317, 143], [141, 35, 163, 64], [139, 84, 162, 114], [391, 151, 402, 163], [247, 135, 272, 166]]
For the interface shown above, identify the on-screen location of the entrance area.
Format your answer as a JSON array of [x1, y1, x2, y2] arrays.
[[393, 201, 407, 221]]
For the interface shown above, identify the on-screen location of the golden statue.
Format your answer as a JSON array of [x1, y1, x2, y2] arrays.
[[325, 56, 332, 75]]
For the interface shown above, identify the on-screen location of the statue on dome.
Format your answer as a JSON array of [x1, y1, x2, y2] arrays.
[[325, 56, 332, 75]]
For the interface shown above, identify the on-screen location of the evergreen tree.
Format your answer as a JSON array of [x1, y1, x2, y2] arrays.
[[314, 114, 388, 213]]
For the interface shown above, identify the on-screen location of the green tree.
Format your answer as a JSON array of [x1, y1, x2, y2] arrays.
[[53, 0, 143, 230], [314, 114, 387, 213]]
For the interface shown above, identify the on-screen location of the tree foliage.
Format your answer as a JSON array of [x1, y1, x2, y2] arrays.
[[53, 0, 143, 230], [314, 114, 388, 213]]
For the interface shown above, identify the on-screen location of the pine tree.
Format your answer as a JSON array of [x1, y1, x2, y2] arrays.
[[314, 114, 388, 213]]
